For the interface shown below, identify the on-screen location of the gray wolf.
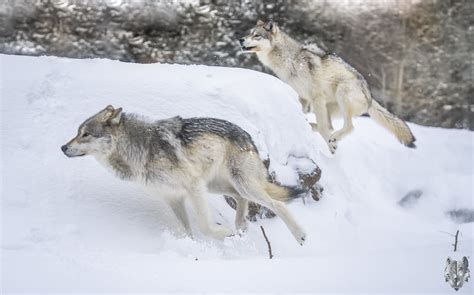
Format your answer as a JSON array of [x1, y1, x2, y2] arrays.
[[61, 105, 307, 245], [239, 20, 416, 153], [445, 257, 470, 291]]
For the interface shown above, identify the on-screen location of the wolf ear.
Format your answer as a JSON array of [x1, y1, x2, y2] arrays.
[[462, 256, 469, 268], [256, 19, 265, 26], [264, 20, 278, 34], [108, 107, 122, 125], [263, 20, 273, 31], [446, 257, 452, 265], [103, 105, 122, 125]]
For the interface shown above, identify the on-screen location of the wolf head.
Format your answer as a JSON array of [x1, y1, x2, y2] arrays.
[[445, 257, 470, 291], [239, 20, 280, 54], [61, 105, 122, 158]]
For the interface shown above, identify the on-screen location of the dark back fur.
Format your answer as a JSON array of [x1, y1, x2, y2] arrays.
[[179, 117, 258, 152]]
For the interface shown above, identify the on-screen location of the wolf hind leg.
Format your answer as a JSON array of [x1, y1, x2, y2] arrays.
[[231, 194, 249, 233], [231, 176, 306, 245]]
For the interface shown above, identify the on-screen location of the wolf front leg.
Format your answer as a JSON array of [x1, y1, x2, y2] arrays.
[[328, 84, 355, 149], [167, 197, 193, 238], [188, 184, 233, 240], [313, 100, 336, 153], [299, 96, 312, 113], [312, 106, 335, 133], [299, 96, 321, 132]]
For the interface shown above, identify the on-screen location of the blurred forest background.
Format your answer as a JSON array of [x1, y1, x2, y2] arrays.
[[0, 0, 472, 129]]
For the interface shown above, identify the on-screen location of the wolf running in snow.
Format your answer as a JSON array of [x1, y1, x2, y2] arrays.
[[62, 105, 307, 245], [240, 20, 416, 154]]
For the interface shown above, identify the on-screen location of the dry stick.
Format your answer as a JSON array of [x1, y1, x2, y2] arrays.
[[260, 225, 273, 259], [453, 230, 459, 252]]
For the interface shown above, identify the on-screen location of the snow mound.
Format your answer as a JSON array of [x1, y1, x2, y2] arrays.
[[1, 54, 472, 293]]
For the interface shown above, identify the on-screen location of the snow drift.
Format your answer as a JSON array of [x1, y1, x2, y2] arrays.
[[1, 54, 472, 293]]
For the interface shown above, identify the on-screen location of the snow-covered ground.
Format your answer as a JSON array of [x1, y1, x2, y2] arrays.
[[1, 54, 472, 293]]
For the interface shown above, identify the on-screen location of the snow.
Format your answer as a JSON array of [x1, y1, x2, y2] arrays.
[[1, 54, 473, 293]]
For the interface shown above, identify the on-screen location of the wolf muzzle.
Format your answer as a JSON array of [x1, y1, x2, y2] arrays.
[[61, 144, 84, 157], [61, 144, 72, 157]]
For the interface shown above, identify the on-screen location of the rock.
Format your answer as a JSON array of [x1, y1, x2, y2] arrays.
[[447, 209, 474, 223], [224, 196, 276, 221], [398, 189, 423, 208], [224, 158, 323, 221], [298, 166, 322, 201]]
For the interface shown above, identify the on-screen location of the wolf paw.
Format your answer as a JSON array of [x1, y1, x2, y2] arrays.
[[297, 233, 307, 246], [327, 137, 338, 154], [235, 220, 249, 234], [292, 228, 307, 246], [211, 224, 234, 240]]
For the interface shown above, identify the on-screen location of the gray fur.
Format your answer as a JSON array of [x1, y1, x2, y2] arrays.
[[240, 20, 416, 153], [62, 106, 307, 244], [324, 53, 372, 107]]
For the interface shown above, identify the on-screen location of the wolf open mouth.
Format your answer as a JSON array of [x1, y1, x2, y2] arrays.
[[65, 152, 86, 158], [241, 46, 256, 51]]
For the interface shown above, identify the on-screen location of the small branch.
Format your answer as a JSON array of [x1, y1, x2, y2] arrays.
[[438, 230, 456, 236], [260, 225, 273, 259], [453, 230, 459, 252]]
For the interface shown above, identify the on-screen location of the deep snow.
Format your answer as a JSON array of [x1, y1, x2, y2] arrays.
[[1, 54, 473, 293]]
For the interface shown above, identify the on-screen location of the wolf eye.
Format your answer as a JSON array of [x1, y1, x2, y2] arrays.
[[82, 132, 90, 138], [253, 34, 261, 39]]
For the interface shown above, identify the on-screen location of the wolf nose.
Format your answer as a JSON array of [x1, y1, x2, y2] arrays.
[[239, 38, 245, 45], [61, 145, 68, 153]]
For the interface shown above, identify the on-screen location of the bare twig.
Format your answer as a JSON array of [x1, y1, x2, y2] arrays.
[[453, 230, 459, 252], [438, 230, 456, 236], [260, 225, 273, 259]]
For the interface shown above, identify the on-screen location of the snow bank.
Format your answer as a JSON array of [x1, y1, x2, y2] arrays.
[[1, 54, 472, 293]]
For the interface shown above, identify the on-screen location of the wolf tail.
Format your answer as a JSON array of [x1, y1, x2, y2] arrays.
[[368, 100, 416, 148], [264, 182, 307, 202]]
